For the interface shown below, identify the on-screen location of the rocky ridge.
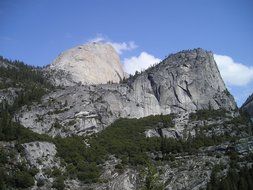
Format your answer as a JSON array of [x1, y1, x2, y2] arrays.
[[17, 48, 236, 137], [1, 49, 252, 190], [241, 93, 253, 120]]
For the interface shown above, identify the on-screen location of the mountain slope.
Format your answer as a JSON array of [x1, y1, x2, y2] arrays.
[[0, 52, 252, 190], [16, 48, 236, 137], [46, 42, 124, 86], [241, 93, 253, 120]]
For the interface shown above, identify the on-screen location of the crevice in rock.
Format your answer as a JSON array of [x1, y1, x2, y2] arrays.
[[156, 128, 163, 138], [170, 72, 175, 81], [177, 81, 192, 99], [147, 73, 161, 102], [115, 70, 122, 81], [192, 101, 198, 109], [214, 99, 221, 107], [185, 81, 192, 97], [173, 87, 181, 103], [172, 105, 187, 111]]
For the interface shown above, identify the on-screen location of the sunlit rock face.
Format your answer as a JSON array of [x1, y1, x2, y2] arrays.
[[47, 42, 124, 86], [18, 48, 237, 137]]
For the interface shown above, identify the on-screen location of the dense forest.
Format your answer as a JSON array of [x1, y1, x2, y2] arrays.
[[0, 57, 55, 189]]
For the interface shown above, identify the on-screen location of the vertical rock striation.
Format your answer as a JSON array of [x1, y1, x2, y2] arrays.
[[241, 93, 253, 120], [17, 48, 237, 136]]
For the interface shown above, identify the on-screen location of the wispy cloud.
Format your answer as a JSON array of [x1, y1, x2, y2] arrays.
[[214, 54, 253, 86], [123, 52, 161, 74], [88, 34, 137, 54], [108, 41, 137, 54]]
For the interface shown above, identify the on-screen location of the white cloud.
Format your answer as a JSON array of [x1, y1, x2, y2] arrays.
[[123, 52, 161, 74], [88, 35, 137, 54], [214, 54, 253, 86], [88, 36, 105, 43], [108, 41, 137, 54]]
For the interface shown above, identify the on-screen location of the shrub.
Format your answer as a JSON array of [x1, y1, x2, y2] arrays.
[[14, 171, 34, 188], [52, 176, 65, 190]]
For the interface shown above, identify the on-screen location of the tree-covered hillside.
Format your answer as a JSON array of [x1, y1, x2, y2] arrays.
[[0, 56, 253, 190]]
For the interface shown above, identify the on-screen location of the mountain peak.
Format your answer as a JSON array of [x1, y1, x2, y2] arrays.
[[47, 42, 124, 86]]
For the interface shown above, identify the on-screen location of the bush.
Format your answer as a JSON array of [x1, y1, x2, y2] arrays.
[[189, 109, 227, 121], [14, 171, 34, 188], [52, 176, 65, 190]]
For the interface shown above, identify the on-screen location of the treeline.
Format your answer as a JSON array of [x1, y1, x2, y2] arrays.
[[0, 56, 252, 189], [0, 56, 51, 89], [0, 56, 54, 114], [0, 109, 252, 188], [0, 56, 55, 189], [207, 167, 253, 190], [0, 56, 55, 139], [189, 109, 229, 121], [206, 153, 253, 190]]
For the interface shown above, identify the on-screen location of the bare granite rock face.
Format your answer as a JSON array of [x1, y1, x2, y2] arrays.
[[16, 48, 237, 137], [144, 111, 250, 140], [160, 155, 229, 190], [46, 42, 124, 86], [0, 87, 21, 105], [22, 141, 60, 170], [241, 93, 253, 120]]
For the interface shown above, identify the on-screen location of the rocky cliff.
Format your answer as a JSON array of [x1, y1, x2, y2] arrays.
[[46, 42, 124, 86], [1, 52, 252, 190], [16, 48, 236, 137], [241, 93, 253, 119]]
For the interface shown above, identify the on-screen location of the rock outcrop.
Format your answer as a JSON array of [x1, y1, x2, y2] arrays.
[[46, 42, 124, 86], [241, 93, 253, 120], [16, 48, 237, 137], [22, 141, 60, 170]]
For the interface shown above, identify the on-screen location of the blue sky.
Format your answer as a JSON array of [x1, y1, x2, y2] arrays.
[[0, 0, 253, 106]]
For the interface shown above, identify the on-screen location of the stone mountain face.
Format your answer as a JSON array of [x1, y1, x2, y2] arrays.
[[2, 50, 251, 190], [241, 93, 253, 119], [46, 42, 124, 86], [16, 48, 237, 137]]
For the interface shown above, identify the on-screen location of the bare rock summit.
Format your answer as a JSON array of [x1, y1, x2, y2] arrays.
[[17, 48, 237, 137], [47, 42, 124, 86]]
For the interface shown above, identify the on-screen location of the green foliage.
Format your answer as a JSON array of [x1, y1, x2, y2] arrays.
[[76, 162, 100, 183], [0, 59, 250, 188], [0, 57, 54, 116], [0, 110, 51, 143], [1, 151, 38, 189], [225, 112, 251, 125], [142, 163, 164, 190], [224, 89, 232, 97], [0, 150, 8, 164], [206, 167, 253, 190], [2, 55, 250, 187], [52, 176, 65, 190], [0, 56, 54, 143], [0, 162, 36, 189], [0, 56, 55, 190], [54, 137, 103, 183], [190, 109, 228, 121], [52, 112, 248, 184], [51, 168, 62, 177], [13, 170, 35, 188], [0, 56, 53, 91]]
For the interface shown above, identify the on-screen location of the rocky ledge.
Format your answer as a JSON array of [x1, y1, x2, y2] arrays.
[[16, 48, 236, 137]]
